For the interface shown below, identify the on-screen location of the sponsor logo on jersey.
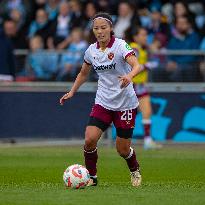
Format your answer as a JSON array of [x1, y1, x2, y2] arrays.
[[93, 63, 116, 71], [125, 44, 132, 51], [108, 52, 114, 60]]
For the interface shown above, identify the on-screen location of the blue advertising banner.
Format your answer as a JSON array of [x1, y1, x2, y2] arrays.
[[140, 94, 204, 142], [112, 93, 205, 142], [0, 92, 205, 142], [0, 92, 94, 138]]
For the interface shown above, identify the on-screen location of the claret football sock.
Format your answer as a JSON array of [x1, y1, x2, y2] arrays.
[[84, 146, 98, 177], [143, 119, 162, 149], [124, 147, 140, 172], [142, 119, 151, 141]]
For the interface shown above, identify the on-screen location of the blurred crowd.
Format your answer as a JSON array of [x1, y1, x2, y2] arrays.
[[0, 0, 205, 82]]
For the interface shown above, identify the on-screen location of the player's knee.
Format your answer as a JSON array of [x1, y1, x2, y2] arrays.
[[85, 130, 97, 149], [85, 137, 95, 148]]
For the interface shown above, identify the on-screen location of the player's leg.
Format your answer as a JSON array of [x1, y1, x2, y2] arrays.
[[115, 136, 141, 187], [114, 109, 141, 187], [84, 104, 112, 186], [139, 95, 152, 144], [84, 125, 103, 186], [139, 95, 162, 149], [134, 83, 161, 149]]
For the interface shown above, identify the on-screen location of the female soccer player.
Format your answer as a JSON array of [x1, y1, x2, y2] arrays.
[[130, 27, 162, 150], [60, 13, 142, 187]]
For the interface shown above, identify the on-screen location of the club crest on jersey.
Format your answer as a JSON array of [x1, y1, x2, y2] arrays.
[[108, 52, 114, 60]]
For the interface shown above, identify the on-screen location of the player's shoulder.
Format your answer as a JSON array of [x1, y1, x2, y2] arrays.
[[114, 38, 133, 53], [114, 38, 132, 51], [114, 37, 127, 46], [84, 43, 97, 58]]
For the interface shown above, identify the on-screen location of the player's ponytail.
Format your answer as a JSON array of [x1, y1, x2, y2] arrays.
[[110, 30, 114, 36]]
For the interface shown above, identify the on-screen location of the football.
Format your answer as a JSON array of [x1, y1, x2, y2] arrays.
[[63, 164, 90, 189]]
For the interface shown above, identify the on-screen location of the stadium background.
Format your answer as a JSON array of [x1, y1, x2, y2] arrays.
[[0, 83, 205, 142], [0, 0, 205, 142], [0, 1, 205, 205]]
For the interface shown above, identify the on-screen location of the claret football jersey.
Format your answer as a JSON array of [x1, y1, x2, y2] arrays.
[[84, 36, 139, 111]]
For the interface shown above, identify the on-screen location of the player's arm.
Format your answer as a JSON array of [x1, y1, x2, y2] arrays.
[[60, 63, 91, 105], [126, 55, 142, 78], [119, 55, 142, 88]]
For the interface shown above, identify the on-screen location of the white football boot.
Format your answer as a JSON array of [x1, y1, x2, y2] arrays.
[[130, 169, 142, 187], [144, 139, 162, 150], [87, 176, 98, 187]]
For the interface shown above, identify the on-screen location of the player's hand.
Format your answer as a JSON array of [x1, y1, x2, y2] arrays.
[[118, 75, 132, 88], [59, 91, 74, 105]]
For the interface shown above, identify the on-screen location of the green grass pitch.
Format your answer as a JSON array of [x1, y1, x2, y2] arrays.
[[0, 144, 205, 205]]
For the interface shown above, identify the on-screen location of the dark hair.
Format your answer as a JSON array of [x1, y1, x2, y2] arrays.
[[92, 12, 114, 36], [174, 1, 190, 13], [134, 27, 147, 35], [93, 12, 113, 24], [124, 26, 147, 43], [173, 1, 196, 29], [174, 14, 191, 26]]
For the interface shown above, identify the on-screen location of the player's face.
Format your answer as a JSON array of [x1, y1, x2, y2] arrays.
[[93, 18, 112, 44], [176, 17, 190, 34], [134, 29, 147, 46]]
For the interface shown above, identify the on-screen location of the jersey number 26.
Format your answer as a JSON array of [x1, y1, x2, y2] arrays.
[[121, 110, 133, 121]]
